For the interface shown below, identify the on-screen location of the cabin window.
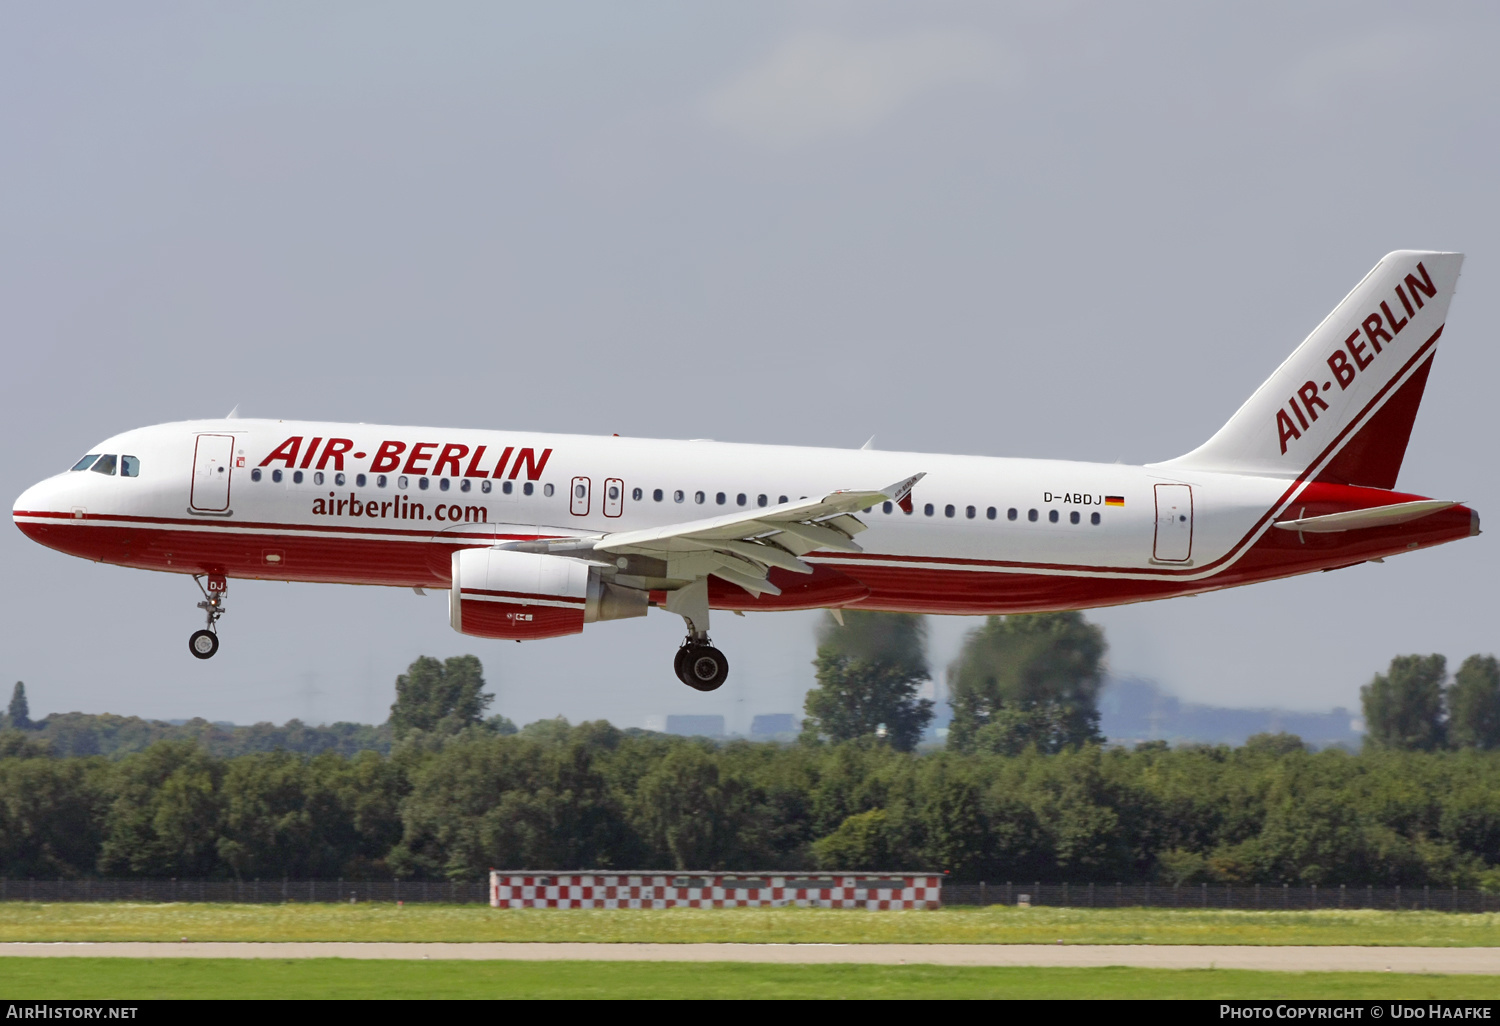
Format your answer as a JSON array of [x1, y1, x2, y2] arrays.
[[398, 476, 408, 490], [355, 474, 366, 487], [503, 481, 513, 494], [1049, 510, 1059, 523], [575, 483, 587, 499], [376, 475, 387, 488], [883, 501, 893, 514], [779, 495, 789, 504], [633, 487, 644, 501], [1070, 511, 1080, 524], [543, 483, 554, 497], [653, 488, 663, 502], [439, 478, 450, 492], [944, 504, 955, 518], [481, 480, 492, 494], [272, 469, 284, 483], [524, 482, 535, 496], [716, 492, 726, 505], [292, 470, 303, 484], [1028, 508, 1038, 522], [313, 472, 324, 486], [121, 456, 140, 478], [1091, 512, 1101, 525], [966, 505, 976, 519], [608, 483, 620, 500], [924, 503, 935, 517], [335, 472, 346, 486], [674, 489, 685, 503], [758, 494, 768, 507], [694, 491, 706, 504], [71, 455, 100, 472], [418, 477, 429, 490], [251, 468, 262, 482], [737, 493, 747, 506], [459, 479, 470, 492]]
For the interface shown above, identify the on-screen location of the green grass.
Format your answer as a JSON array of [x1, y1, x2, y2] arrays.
[[3, 959, 1499, 999], [3, 903, 1500, 946]]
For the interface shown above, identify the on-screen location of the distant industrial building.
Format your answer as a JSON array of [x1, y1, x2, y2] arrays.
[[663, 714, 725, 738], [750, 714, 798, 740], [1099, 676, 1364, 750]]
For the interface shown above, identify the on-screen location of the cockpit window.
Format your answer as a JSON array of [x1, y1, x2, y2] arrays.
[[71, 455, 100, 472], [90, 454, 118, 476], [121, 456, 140, 478]]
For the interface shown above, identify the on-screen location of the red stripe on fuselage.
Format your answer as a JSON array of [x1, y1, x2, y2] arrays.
[[14, 499, 1472, 615]]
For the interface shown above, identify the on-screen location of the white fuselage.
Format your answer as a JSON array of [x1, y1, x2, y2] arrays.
[[13, 418, 1471, 619]]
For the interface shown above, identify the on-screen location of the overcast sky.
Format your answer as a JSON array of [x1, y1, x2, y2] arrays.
[[3, 2, 1498, 730]]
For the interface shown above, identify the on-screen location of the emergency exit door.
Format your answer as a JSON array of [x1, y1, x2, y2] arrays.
[[570, 476, 591, 516], [1153, 483, 1193, 562], [190, 434, 235, 513]]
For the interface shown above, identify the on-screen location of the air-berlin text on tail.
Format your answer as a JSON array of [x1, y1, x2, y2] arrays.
[[1275, 261, 1438, 455], [258, 437, 553, 480]]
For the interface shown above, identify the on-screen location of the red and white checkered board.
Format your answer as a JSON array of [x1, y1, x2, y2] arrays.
[[489, 874, 941, 909]]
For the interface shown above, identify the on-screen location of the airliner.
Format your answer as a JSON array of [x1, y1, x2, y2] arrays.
[[13, 251, 1477, 691]]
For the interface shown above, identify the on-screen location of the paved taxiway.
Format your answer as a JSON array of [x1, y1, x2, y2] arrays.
[[2, 943, 1498, 973]]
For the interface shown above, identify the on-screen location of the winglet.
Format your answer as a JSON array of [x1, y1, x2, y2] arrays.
[[884, 472, 924, 513]]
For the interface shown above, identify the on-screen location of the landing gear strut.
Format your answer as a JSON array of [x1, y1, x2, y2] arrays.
[[666, 579, 729, 691], [189, 573, 227, 660]]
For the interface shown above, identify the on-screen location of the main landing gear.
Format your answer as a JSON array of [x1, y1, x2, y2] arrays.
[[675, 640, 729, 692], [189, 573, 227, 660], [665, 579, 729, 691]]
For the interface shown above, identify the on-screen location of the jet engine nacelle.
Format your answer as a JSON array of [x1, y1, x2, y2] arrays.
[[449, 547, 648, 640]]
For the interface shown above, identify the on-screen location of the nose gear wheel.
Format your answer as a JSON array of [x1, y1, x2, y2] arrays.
[[189, 629, 219, 659]]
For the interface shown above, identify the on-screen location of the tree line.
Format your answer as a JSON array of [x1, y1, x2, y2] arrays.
[[1, 626, 1498, 886], [801, 609, 1500, 756]]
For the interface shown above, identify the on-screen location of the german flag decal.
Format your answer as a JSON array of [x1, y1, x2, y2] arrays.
[[1105, 496, 1125, 507]]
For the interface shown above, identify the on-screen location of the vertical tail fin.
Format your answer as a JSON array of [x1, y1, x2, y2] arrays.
[[1157, 250, 1463, 487]]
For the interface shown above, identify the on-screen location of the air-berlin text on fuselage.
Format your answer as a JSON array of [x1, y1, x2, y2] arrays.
[[258, 436, 553, 480], [1275, 261, 1438, 455]]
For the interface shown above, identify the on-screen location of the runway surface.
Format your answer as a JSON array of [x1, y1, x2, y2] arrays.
[[2, 943, 1498, 973]]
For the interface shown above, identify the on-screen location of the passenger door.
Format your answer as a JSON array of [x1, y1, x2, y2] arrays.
[[570, 476, 591, 516], [1153, 483, 1193, 562], [190, 434, 235, 513], [604, 478, 624, 518]]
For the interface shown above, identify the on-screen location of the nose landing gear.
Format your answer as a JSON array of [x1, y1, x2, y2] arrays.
[[189, 573, 227, 660]]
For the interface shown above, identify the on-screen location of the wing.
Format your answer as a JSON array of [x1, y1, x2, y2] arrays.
[[502, 473, 923, 597]]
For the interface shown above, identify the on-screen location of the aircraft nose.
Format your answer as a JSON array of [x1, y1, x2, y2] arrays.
[[14, 474, 69, 523]]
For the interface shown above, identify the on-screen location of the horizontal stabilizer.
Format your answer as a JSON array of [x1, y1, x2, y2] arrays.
[[1272, 499, 1458, 534]]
